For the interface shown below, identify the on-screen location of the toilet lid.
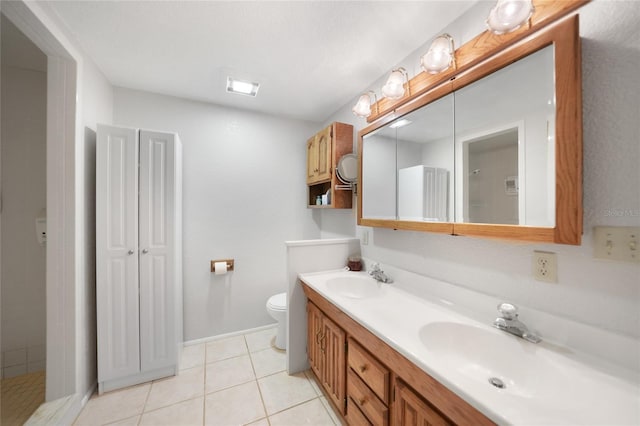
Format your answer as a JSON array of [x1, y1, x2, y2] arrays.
[[267, 292, 287, 310]]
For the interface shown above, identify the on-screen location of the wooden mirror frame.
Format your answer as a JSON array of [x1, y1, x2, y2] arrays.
[[357, 10, 583, 245]]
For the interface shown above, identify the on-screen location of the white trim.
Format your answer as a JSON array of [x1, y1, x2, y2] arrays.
[[183, 324, 277, 347], [2, 0, 81, 402]]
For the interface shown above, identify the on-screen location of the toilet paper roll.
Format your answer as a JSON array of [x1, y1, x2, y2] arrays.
[[214, 261, 228, 275]]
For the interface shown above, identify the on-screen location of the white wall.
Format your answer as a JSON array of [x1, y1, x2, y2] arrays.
[[1, 16, 48, 378], [113, 88, 321, 341], [76, 56, 113, 401], [320, 0, 640, 347], [2, 0, 115, 403]]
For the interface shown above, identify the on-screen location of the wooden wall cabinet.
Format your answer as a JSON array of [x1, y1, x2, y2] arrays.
[[303, 283, 494, 426], [307, 122, 354, 209]]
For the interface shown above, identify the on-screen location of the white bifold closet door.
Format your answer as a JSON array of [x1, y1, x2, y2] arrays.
[[138, 130, 177, 372], [96, 126, 140, 382], [97, 125, 180, 387]]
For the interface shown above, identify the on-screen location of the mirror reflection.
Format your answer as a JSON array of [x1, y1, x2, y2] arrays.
[[454, 45, 555, 226], [362, 124, 397, 220], [361, 45, 556, 228], [396, 94, 454, 222]]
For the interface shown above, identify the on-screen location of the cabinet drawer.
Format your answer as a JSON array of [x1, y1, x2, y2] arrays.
[[348, 338, 390, 403], [347, 368, 388, 426], [346, 396, 373, 426]]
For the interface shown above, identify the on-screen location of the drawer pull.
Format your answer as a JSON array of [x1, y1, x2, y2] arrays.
[[358, 397, 367, 406], [358, 365, 368, 373]]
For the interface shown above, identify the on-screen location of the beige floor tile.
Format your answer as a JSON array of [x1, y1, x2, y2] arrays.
[[105, 415, 141, 426], [250, 347, 286, 378], [269, 398, 335, 425], [304, 369, 322, 396], [205, 355, 255, 394], [244, 327, 277, 353], [258, 371, 317, 415], [320, 396, 345, 426], [244, 418, 269, 426], [204, 381, 265, 425], [145, 366, 204, 411], [180, 343, 206, 370], [206, 336, 248, 363], [74, 383, 150, 426], [140, 397, 204, 426]]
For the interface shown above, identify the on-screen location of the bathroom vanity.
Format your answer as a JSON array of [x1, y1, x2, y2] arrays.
[[299, 269, 639, 425], [302, 277, 492, 425]]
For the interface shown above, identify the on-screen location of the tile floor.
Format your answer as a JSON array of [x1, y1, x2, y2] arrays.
[[74, 327, 343, 425], [1, 370, 46, 425]]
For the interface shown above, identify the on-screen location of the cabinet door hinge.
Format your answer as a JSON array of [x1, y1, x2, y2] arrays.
[[344, 341, 348, 354], [344, 397, 347, 412]]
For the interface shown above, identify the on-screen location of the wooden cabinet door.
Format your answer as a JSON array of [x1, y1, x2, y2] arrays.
[[320, 313, 346, 414], [307, 301, 323, 378], [315, 125, 332, 182], [306, 135, 318, 184], [393, 380, 451, 426]]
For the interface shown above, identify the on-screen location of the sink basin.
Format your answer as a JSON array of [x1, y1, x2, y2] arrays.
[[419, 322, 572, 398], [325, 275, 381, 299]]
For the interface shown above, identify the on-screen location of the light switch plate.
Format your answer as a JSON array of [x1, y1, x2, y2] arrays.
[[594, 226, 640, 263]]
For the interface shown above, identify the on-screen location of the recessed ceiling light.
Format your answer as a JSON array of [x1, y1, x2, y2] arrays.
[[389, 119, 412, 129], [226, 77, 260, 97]]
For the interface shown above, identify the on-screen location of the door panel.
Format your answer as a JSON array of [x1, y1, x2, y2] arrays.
[[96, 125, 140, 381], [139, 130, 176, 372]]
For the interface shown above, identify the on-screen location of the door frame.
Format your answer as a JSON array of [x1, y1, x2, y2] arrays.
[[2, 0, 80, 402]]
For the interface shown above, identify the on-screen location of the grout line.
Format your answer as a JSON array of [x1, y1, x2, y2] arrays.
[[266, 395, 321, 418], [202, 347, 207, 426], [244, 333, 271, 424]]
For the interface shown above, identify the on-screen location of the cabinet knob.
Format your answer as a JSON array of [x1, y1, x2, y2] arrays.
[[358, 365, 367, 373], [358, 397, 367, 406], [127, 250, 134, 255], [142, 248, 149, 254]]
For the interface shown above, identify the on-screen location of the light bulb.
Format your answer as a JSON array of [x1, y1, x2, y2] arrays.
[[486, 0, 535, 35], [421, 34, 455, 74], [382, 68, 408, 100]]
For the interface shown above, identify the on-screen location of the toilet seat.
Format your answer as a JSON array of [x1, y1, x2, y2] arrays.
[[267, 292, 287, 311]]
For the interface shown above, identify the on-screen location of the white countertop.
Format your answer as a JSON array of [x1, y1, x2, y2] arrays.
[[299, 269, 640, 425]]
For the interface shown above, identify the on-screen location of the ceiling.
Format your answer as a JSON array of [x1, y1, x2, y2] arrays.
[[46, 1, 478, 123]]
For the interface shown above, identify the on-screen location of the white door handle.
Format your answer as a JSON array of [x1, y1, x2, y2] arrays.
[[142, 248, 149, 254], [127, 250, 134, 255]]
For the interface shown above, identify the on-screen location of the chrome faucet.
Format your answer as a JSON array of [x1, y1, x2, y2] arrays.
[[493, 303, 541, 343], [368, 263, 392, 283]]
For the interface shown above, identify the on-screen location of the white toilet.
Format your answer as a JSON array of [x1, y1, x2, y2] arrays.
[[266, 292, 287, 350]]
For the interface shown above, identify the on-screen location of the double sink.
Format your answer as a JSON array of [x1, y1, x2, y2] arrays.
[[301, 269, 639, 425]]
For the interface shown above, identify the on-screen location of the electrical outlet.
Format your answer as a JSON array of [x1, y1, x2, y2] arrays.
[[361, 229, 369, 245], [533, 250, 557, 283]]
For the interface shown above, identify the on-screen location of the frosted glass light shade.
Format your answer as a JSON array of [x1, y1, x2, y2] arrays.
[[486, 0, 535, 35], [352, 92, 376, 117], [420, 34, 455, 74], [382, 68, 408, 100]]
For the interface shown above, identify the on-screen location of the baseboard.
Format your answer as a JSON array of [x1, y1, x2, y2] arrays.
[[183, 323, 277, 346]]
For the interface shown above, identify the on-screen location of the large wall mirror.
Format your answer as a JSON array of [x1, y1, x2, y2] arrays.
[[358, 16, 582, 244]]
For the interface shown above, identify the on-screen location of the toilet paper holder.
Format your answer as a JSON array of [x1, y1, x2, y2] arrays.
[[210, 259, 235, 272]]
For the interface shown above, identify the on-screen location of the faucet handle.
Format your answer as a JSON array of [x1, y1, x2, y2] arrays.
[[369, 263, 381, 273], [497, 302, 519, 320]]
